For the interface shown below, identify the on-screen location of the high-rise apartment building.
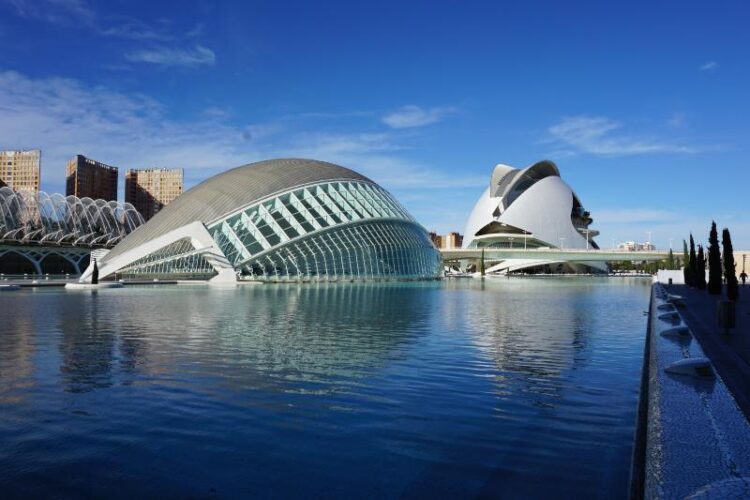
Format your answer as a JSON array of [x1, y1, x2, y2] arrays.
[[0, 149, 41, 191], [125, 168, 183, 221], [443, 232, 463, 250], [66, 155, 118, 201], [429, 231, 444, 248]]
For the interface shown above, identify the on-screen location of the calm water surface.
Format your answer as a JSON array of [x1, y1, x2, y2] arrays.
[[0, 278, 651, 498]]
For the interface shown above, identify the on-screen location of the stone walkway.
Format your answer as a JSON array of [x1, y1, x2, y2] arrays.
[[668, 284, 750, 422]]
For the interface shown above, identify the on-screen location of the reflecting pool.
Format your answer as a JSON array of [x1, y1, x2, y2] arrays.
[[0, 277, 651, 498]]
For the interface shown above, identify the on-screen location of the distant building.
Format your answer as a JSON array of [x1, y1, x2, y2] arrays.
[[444, 232, 463, 250], [429, 231, 444, 248], [618, 241, 656, 252], [428, 231, 463, 250], [0, 149, 41, 191], [66, 155, 118, 201], [125, 168, 183, 221]]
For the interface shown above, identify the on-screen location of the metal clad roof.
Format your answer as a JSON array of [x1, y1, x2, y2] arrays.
[[104, 158, 373, 261]]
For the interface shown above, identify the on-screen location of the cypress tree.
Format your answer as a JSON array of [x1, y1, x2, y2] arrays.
[[688, 234, 697, 287], [683, 240, 690, 285], [696, 245, 706, 289], [723, 228, 739, 301], [708, 221, 722, 295], [667, 249, 675, 270]]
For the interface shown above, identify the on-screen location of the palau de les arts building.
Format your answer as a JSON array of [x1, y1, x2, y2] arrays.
[[461, 160, 604, 274], [85, 159, 443, 283], [82, 158, 600, 283]]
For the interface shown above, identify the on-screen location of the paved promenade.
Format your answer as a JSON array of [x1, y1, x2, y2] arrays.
[[669, 284, 750, 421]]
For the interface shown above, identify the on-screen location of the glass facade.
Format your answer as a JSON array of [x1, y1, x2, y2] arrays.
[[116, 238, 217, 280], [207, 180, 441, 281], [112, 180, 441, 282]]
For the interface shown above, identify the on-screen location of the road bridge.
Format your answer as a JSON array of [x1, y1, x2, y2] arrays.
[[441, 247, 669, 264]]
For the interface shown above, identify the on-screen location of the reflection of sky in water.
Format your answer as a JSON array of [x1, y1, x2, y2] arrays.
[[0, 278, 651, 498]]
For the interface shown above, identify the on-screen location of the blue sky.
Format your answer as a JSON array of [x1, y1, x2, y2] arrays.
[[1, 0, 748, 249]]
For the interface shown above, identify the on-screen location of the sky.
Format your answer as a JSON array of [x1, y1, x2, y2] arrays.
[[0, 0, 748, 249]]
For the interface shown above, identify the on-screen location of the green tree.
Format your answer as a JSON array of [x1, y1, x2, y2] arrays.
[[667, 249, 676, 270], [708, 221, 722, 295], [688, 234, 697, 287], [722, 228, 739, 301], [696, 245, 707, 289], [682, 240, 689, 284]]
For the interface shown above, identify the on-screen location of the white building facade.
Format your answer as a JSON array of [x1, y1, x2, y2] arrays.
[[462, 160, 604, 274]]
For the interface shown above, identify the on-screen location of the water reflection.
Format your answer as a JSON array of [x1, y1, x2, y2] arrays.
[[0, 279, 651, 498], [58, 293, 117, 393], [52, 283, 434, 397], [0, 313, 35, 404]]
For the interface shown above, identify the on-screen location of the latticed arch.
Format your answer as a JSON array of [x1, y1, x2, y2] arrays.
[[0, 189, 144, 247]]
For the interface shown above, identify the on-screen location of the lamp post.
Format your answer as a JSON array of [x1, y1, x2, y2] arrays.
[[559, 237, 565, 249]]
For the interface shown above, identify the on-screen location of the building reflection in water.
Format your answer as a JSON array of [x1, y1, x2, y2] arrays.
[[449, 277, 648, 409], [0, 308, 36, 404], [50, 283, 436, 401], [58, 292, 117, 393]]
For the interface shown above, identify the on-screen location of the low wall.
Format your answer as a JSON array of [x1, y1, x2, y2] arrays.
[[632, 284, 750, 498]]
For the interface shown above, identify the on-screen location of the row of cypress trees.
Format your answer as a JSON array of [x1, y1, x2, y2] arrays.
[[683, 222, 739, 300]]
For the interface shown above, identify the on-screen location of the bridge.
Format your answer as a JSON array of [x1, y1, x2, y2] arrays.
[[440, 247, 669, 274], [441, 247, 669, 262]]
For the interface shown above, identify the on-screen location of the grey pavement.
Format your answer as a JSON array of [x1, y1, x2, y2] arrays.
[[668, 283, 750, 422]]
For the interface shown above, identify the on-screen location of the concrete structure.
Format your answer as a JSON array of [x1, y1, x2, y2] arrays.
[[441, 247, 668, 265], [443, 232, 463, 250], [125, 168, 183, 221], [632, 283, 750, 498], [66, 155, 118, 201], [429, 231, 443, 248], [462, 160, 604, 274], [83, 159, 442, 283], [0, 150, 41, 191], [429, 231, 463, 250], [0, 187, 144, 275]]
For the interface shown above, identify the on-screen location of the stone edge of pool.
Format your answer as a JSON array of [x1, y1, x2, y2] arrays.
[[630, 283, 750, 499]]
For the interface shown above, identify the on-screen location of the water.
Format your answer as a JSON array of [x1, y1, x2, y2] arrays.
[[0, 278, 651, 498]]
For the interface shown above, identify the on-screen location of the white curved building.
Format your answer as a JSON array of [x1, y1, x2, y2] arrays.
[[462, 160, 603, 274], [83, 158, 442, 283]]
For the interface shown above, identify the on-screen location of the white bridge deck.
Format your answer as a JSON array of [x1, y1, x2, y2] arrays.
[[440, 248, 669, 262]]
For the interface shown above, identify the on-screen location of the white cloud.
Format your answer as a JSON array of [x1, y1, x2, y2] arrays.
[[548, 116, 696, 156], [1, 0, 213, 66], [2, 0, 95, 26], [125, 45, 216, 67], [699, 61, 719, 72], [382, 105, 455, 129], [0, 69, 481, 200], [667, 112, 687, 128]]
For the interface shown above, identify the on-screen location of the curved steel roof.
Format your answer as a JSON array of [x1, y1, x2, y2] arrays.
[[104, 158, 373, 262]]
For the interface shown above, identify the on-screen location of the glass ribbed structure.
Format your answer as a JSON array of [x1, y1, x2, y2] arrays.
[[208, 180, 440, 281], [97, 159, 442, 283]]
